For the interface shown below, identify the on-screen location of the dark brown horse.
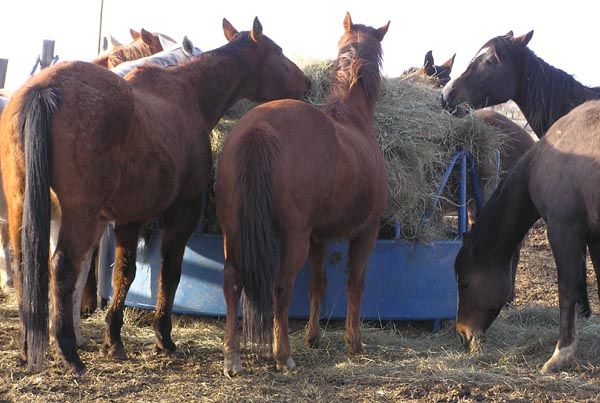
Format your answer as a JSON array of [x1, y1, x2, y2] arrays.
[[0, 17, 309, 373], [455, 100, 600, 373], [216, 13, 389, 375], [441, 30, 600, 316], [91, 28, 175, 68], [402, 50, 455, 87]]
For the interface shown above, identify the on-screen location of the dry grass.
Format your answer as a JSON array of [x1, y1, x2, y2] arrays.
[[206, 60, 506, 240], [2, 281, 600, 402]]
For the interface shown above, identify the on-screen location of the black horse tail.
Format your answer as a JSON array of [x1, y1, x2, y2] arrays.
[[18, 86, 59, 369], [236, 130, 278, 348]]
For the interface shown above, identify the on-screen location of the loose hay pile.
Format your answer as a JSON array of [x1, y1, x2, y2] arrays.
[[209, 60, 506, 240]]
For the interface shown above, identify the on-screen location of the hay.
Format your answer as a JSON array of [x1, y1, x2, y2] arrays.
[[207, 60, 506, 240]]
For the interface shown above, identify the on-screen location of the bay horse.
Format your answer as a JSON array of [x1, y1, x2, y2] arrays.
[[455, 100, 600, 373], [77, 36, 204, 318], [91, 28, 176, 68], [441, 30, 600, 316], [216, 13, 390, 375], [0, 17, 309, 373]]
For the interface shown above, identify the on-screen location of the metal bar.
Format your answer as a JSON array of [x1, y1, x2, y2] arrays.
[[421, 150, 464, 226], [458, 153, 468, 234], [0, 59, 7, 89]]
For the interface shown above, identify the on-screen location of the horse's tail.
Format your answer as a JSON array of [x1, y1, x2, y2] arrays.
[[236, 130, 278, 348], [18, 86, 59, 369]]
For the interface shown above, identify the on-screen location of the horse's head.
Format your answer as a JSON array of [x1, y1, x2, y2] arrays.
[[222, 17, 310, 102], [129, 28, 176, 55], [454, 234, 511, 349], [337, 12, 390, 50], [422, 51, 455, 87], [441, 30, 534, 113]]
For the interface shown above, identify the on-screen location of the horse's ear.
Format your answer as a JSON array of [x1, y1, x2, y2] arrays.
[[376, 20, 391, 41], [182, 36, 194, 55], [140, 28, 154, 45], [250, 17, 263, 43], [110, 35, 122, 48], [130, 29, 140, 40], [423, 50, 435, 75], [102, 37, 109, 51], [223, 18, 239, 42], [513, 30, 534, 47], [504, 30, 514, 38], [343, 12, 353, 33], [440, 53, 456, 72]]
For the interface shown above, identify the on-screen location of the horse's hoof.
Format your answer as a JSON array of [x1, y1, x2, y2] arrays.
[[347, 341, 364, 355], [101, 342, 128, 360], [155, 341, 177, 356], [276, 357, 296, 372], [540, 342, 576, 374], [306, 333, 321, 349], [223, 354, 243, 377], [66, 358, 86, 376]]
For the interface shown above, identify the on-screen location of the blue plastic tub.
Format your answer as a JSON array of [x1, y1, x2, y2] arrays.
[[97, 229, 460, 322]]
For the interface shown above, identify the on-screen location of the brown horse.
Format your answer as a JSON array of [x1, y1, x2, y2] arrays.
[[216, 13, 389, 375], [91, 28, 175, 68], [402, 50, 455, 87], [441, 30, 600, 316], [0, 17, 309, 373], [455, 100, 600, 373]]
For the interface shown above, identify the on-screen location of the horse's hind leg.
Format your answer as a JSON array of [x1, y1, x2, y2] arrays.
[[541, 222, 585, 374], [345, 224, 379, 355], [273, 231, 310, 371], [306, 238, 327, 348], [81, 247, 99, 315], [576, 246, 591, 318], [153, 200, 203, 354], [586, 237, 600, 309], [222, 236, 243, 376], [51, 218, 104, 373], [102, 221, 142, 359]]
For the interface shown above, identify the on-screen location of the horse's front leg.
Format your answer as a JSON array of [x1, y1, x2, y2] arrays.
[[541, 222, 585, 374], [102, 221, 142, 359], [273, 231, 309, 371], [153, 200, 202, 354], [345, 224, 378, 355]]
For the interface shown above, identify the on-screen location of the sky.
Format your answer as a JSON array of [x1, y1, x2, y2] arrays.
[[0, 0, 597, 92]]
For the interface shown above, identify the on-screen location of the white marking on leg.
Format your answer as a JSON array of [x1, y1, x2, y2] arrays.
[[541, 338, 577, 374]]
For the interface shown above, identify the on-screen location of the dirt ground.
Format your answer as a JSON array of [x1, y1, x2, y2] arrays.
[[1, 221, 600, 402]]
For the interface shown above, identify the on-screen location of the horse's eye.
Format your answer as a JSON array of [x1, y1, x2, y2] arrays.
[[485, 56, 499, 65]]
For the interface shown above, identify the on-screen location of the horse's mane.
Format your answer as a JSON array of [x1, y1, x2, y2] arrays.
[[325, 31, 383, 119], [112, 45, 202, 77], [518, 49, 596, 136]]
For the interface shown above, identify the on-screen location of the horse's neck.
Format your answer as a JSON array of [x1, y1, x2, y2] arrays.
[[472, 158, 540, 261], [513, 49, 599, 137], [172, 54, 253, 130], [326, 85, 378, 132]]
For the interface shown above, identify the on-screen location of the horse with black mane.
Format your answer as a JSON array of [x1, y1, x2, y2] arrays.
[[216, 13, 389, 375], [455, 100, 600, 373], [441, 30, 600, 315], [0, 17, 309, 373]]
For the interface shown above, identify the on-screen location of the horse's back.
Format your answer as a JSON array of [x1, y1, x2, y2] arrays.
[[528, 100, 600, 225], [474, 109, 537, 174]]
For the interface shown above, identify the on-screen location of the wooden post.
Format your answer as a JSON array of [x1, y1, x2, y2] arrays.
[[40, 40, 55, 69], [0, 59, 7, 89]]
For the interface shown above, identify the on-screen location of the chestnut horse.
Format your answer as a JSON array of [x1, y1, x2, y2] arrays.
[[1, 17, 309, 373], [216, 13, 389, 375], [455, 100, 600, 373], [441, 30, 600, 316], [91, 28, 176, 68]]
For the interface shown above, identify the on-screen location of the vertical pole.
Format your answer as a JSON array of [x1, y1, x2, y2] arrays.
[[458, 152, 468, 234], [0, 59, 8, 89], [97, 0, 105, 55], [40, 40, 55, 69]]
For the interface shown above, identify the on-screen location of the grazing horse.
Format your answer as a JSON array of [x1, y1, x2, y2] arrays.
[[91, 28, 176, 68], [441, 30, 600, 316], [0, 17, 309, 373], [402, 50, 455, 87], [421, 50, 455, 87], [455, 100, 600, 374], [77, 36, 204, 317], [216, 13, 389, 375]]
